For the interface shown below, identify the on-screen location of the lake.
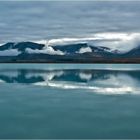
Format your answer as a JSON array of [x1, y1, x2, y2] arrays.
[[0, 64, 140, 139]]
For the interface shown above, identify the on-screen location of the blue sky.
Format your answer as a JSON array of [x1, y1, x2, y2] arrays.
[[0, 1, 140, 45]]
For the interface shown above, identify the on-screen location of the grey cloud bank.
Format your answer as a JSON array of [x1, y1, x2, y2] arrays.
[[0, 1, 140, 51]]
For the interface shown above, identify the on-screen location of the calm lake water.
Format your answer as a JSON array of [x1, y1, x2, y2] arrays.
[[0, 64, 140, 139]]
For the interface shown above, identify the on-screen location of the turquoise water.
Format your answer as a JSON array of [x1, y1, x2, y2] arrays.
[[0, 64, 140, 139]]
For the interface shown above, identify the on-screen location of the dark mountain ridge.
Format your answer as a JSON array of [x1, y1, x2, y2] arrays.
[[0, 41, 139, 63]]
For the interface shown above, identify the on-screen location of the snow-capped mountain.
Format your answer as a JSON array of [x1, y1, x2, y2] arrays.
[[0, 41, 113, 55], [0, 41, 139, 63]]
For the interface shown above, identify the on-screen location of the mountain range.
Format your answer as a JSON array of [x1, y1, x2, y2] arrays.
[[0, 41, 140, 63]]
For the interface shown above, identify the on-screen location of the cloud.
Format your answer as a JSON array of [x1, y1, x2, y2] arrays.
[[78, 47, 92, 54], [0, 49, 20, 56], [0, 1, 140, 46], [26, 46, 65, 55], [93, 33, 140, 52], [34, 32, 140, 52]]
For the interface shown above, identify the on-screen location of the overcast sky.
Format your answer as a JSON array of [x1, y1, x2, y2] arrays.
[[0, 1, 140, 44]]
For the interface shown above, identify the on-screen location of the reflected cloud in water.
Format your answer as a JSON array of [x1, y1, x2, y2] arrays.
[[0, 68, 140, 95]]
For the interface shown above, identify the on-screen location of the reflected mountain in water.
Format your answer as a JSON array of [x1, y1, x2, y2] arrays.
[[0, 69, 140, 95]]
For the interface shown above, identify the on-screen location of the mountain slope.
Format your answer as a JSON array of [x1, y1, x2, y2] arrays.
[[0, 41, 139, 63]]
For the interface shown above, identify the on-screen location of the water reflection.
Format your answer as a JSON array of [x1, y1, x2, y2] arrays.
[[0, 68, 140, 95]]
